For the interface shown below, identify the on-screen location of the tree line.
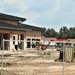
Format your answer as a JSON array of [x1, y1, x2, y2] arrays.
[[42, 26, 75, 39]]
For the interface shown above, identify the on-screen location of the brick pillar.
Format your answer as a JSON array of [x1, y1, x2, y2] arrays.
[[30, 39, 32, 48], [23, 34, 27, 50], [9, 33, 13, 51]]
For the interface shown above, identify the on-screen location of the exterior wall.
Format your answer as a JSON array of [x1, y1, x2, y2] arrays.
[[26, 30, 41, 40], [0, 14, 42, 50], [0, 19, 19, 25], [26, 30, 41, 48], [0, 29, 26, 50], [12, 34, 18, 40], [11, 30, 26, 34], [0, 29, 42, 50], [0, 29, 10, 33], [9, 33, 13, 51], [11, 31, 26, 50], [24, 34, 26, 50], [0, 29, 26, 34]]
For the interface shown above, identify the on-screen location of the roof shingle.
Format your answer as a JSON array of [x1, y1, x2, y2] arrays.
[[0, 13, 26, 22], [21, 24, 42, 31], [0, 22, 42, 31], [0, 22, 30, 31]]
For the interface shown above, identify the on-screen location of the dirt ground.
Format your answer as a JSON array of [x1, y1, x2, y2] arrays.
[[0, 50, 75, 75]]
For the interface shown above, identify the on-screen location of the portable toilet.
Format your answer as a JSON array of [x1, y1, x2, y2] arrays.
[[64, 46, 74, 62]]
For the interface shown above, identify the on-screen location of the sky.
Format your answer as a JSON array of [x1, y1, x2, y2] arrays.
[[0, 0, 75, 32]]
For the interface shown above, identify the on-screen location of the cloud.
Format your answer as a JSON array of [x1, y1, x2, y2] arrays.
[[0, 0, 75, 32], [22, 12, 40, 25], [60, 23, 75, 30], [0, 0, 29, 12], [28, 0, 53, 12], [51, 0, 60, 13], [32, 0, 61, 26]]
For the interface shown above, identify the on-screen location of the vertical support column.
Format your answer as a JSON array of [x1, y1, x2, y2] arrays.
[[9, 33, 13, 51], [1, 34, 3, 50], [6, 34, 10, 50], [23, 34, 26, 50], [18, 34, 20, 50], [30, 39, 32, 48]]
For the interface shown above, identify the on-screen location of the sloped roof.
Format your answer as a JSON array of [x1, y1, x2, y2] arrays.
[[21, 24, 42, 31], [0, 22, 30, 31], [41, 36, 57, 41], [0, 13, 42, 31], [0, 22, 42, 31], [54, 39, 68, 43], [0, 13, 26, 22]]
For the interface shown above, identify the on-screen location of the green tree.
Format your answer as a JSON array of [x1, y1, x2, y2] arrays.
[[50, 28, 57, 37], [44, 28, 57, 37], [41, 26, 75, 39], [45, 28, 51, 37], [42, 27, 46, 36], [57, 26, 69, 39], [69, 27, 75, 38]]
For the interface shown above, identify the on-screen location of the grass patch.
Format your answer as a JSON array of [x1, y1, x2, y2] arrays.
[[37, 50, 51, 56], [37, 51, 43, 56], [46, 51, 51, 55]]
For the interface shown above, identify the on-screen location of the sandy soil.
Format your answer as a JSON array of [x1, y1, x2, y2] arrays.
[[0, 50, 75, 75]]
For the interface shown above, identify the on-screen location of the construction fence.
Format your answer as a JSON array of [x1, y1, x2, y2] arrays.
[[0, 39, 57, 51], [1, 39, 43, 50], [1, 40, 75, 75]]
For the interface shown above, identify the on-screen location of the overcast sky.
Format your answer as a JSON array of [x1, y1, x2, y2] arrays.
[[0, 0, 75, 32]]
